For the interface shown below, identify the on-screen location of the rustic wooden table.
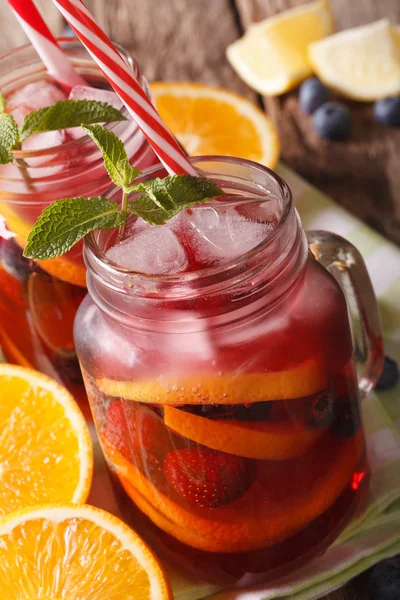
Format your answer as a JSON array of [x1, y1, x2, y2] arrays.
[[1, 1, 399, 598]]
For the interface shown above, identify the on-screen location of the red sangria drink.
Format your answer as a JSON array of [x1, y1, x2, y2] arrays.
[[0, 40, 157, 403], [75, 157, 383, 585]]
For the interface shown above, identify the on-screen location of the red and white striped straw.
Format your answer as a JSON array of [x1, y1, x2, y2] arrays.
[[7, 0, 86, 91], [50, 0, 197, 176]]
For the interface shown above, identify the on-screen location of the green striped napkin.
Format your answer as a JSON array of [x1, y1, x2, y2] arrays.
[[169, 164, 400, 600]]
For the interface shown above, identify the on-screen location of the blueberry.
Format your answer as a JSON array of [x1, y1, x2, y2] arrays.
[[313, 101, 352, 141], [368, 556, 400, 600], [231, 401, 272, 422], [179, 401, 272, 422], [374, 97, 400, 127], [306, 391, 338, 428], [330, 398, 361, 439], [377, 356, 399, 391], [0, 238, 31, 282], [299, 77, 331, 114]]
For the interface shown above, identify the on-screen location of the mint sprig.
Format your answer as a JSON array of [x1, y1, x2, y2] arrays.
[[19, 99, 126, 142], [0, 113, 19, 163], [24, 197, 125, 260], [23, 124, 224, 261], [0, 94, 19, 161], [130, 175, 224, 225], [0, 91, 126, 165], [82, 124, 139, 192], [0, 92, 6, 114]]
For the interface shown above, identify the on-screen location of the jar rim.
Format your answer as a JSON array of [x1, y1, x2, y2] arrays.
[[0, 39, 134, 160], [84, 155, 294, 286]]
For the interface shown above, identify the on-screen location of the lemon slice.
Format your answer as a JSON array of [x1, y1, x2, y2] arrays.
[[309, 19, 400, 100], [151, 82, 279, 167], [0, 504, 171, 599], [226, 0, 334, 95]]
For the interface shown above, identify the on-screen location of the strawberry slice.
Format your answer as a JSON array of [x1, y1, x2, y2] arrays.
[[104, 400, 137, 461], [104, 400, 184, 469], [164, 446, 254, 508]]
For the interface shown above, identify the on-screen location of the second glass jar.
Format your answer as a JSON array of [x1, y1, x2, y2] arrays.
[[0, 39, 157, 405]]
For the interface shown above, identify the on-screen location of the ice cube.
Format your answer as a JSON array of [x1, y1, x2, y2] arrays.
[[181, 206, 272, 265], [7, 81, 67, 111], [9, 104, 31, 127], [68, 85, 124, 140], [106, 227, 188, 274], [22, 130, 69, 166], [69, 85, 123, 110]]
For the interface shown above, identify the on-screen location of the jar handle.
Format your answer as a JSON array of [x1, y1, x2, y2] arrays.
[[307, 230, 384, 398]]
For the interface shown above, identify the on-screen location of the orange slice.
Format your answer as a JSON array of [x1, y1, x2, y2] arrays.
[[0, 364, 93, 516], [0, 263, 39, 367], [36, 253, 87, 288], [0, 324, 33, 367], [108, 429, 364, 553], [28, 270, 86, 355], [0, 504, 172, 599], [97, 359, 328, 405], [150, 82, 280, 168], [0, 201, 86, 287], [164, 405, 325, 460]]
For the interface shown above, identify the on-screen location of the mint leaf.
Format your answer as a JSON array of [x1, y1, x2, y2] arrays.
[[128, 175, 224, 225], [0, 144, 13, 164], [24, 196, 125, 260], [0, 113, 19, 164], [127, 195, 171, 225], [82, 124, 140, 192], [19, 99, 127, 142], [0, 92, 6, 113]]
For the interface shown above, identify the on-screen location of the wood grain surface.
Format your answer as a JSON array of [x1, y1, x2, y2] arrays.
[[1, 1, 398, 598], [236, 0, 400, 248]]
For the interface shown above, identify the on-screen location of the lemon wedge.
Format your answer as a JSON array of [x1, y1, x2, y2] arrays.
[[309, 19, 400, 100], [226, 0, 334, 95]]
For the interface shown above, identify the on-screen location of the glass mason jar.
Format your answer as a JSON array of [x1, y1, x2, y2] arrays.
[[75, 157, 383, 585], [0, 40, 157, 406]]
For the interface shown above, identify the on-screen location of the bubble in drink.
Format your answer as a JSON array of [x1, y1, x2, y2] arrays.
[[7, 81, 67, 112], [181, 206, 273, 266], [69, 85, 123, 110], [106, 227, 188, 274]]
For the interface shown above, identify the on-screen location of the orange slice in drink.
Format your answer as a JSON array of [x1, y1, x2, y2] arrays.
[[28, 270, 86, 355], [97, 359, 328, 404], [37, 253, 87, 288], [164, 405, 325, 460], [150, 82, 280, 168], [0, 324, 34, 367], [108, 429, 364, 553], [0, 201, 86, 287], [0, 364, 93, 516], [0, 504, 172, 599], [0, 266, 35, 366]]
